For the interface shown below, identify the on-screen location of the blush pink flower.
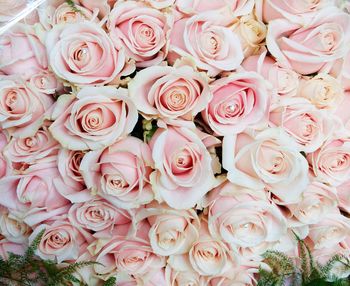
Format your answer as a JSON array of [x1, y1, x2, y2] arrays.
[[0, 239, 25, 260], [49, 86, 138, 150]]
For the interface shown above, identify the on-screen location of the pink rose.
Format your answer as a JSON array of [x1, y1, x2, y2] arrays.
[[223, 129, 309, 204], [149, 126, 216, 209], [202, 71, 270, 136], [75, 0, 113, 18], [267, 8, 350, 75], [68, 198, 131, 236], [0, 0, 27, 22], [337, 179, 350, 214], [242, 51, 300, 98], [269, 97, 333, 152], [165, 264, 206, 286], [107, 1, 173, 67], [0, 79, 54, 138], [136, 201, 200, 256], [49, 86, 138, 150], [0, 207, 31, 243], [207, 181, 287, 249], [0, 161, 70, 226], [340, 50, 350, 90], [80, 136, 154, 209], [259, 0, 335, 24], [129, 64, 211, 122], [51, 2, 98, 25], [29, 220, 88, 263], [46, 22, 131, 86], [56, 149, 91, 203], [0, 239, 25, 260], [0, 130, 9, 179], [0, 24, 47, 79], [3, 123, 59, 166], [169, 12, 244, 76], [308, 136, 350, 186], [29, 70, 63, 95], [176, 0, 254, 17], [288, 181, 338, 224], [144, 0, 175, 9]]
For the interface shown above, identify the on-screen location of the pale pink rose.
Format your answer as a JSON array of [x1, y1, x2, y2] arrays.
[[46, 22, 131, 86], [68, 198, 131, 236], [298, 73, 344, 110], [169, 12, 244, 76], [223, 128, 309, 204], [202, 71, 270, 136], [0, 130, 9, 179], [75, 0, 113, 17], [114, 268, 166, 286], [0, 239, 25, 260], [94, 222, 165, 279], [288, 181, 338, 224], [0, 79, 54, 138], [242, 51, 300, 98], [0, 0, 27, 22], [267, 8, 350, 75], [149, 126, 216, 209], [334, 92, 350, 130], [340, 50, 350, 90], [80, 136, 154, 209], [337, 179, 350, 213], [308, 213, 350, 249], [269, 97, 333, 152], [189, 222, 237, 276], [107, 1, 173, 68], [165, 264, 206, 286], [259, 0, 335, 24], [176, 0, 254, 17], [0, 207, 31, 243], [29, 220, 88, 263], [51, 2, 98, 25], [0, 24, 47, 79], [144, 0, 175, 9], [0, 161, 70, 226], [56, 149, 91, 203], [129, 65, 211, 121], [3, 123, 59, 166], [136, 201, 200, 256], [207, 181, 287, 248], [29, 70, 63, 95], [49, 87, 138, 150], [308, 137, 350, 186]]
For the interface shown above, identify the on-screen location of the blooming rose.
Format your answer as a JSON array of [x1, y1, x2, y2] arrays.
[[136, 201, 200, 256], [80, 136, 154, 209], [29, 220, 88, 263], [149, 126, 216, 209], [202, 71, 270, 136], [242, 51, 300, 98], [176, 0, 254, 17], [0, 0, 27, 22], [308, 213, 350, 249], [337, 179, 350, 213], [169, 12, 244, 76], [232, 13, 267, 57], [46, 22, 131, 86], [50, 2, 97, 25], [3, 123, 59, 166], [129, 64, 211, 121], [298, 73, 344, 110], [107, 1, 173, 67], [267, 8, 350, 75], [49, 86, 138, 150], [288, 181, 338, 224], [0, 161, 70, 226], [0, 79, 54, 138], [0, 130, 9, 178], [0, 207, 31, 243], [165, 264, 206, 286], [207, 181, 287, 249], [68, 198, 131, 236], [308, 136, 350, 186], [259, 0, 335, 24], [0, 24, 47, 79], [0, 239, 25, 260], [269, 97, 333, 152], [223, 128, 309, 204], [29, 70, 63, 95]]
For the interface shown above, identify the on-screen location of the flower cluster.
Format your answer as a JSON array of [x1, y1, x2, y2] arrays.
[[0, 0, 350, 285]]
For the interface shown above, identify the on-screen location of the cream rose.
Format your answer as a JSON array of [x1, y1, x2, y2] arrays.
[[107, 1, 173, 67], [223, 128, 309, 204], [202, 71, 270, 136], [0, 207, 31, 243], [49, 86, 138, 150], [150, 126, 216, 209], [129, 65, 211, 121], [165, 264, 206, 286]]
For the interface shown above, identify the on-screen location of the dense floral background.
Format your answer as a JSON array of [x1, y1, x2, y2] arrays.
[[0, 0, 350, 285]]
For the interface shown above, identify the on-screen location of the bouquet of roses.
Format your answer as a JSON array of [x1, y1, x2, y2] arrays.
[[0, 0, 350, 285]]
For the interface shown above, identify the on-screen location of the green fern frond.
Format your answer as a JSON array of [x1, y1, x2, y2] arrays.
[[103, 277, 117, 286]]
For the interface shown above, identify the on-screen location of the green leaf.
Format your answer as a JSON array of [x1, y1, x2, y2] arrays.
[[103, 277, 117, 286]]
